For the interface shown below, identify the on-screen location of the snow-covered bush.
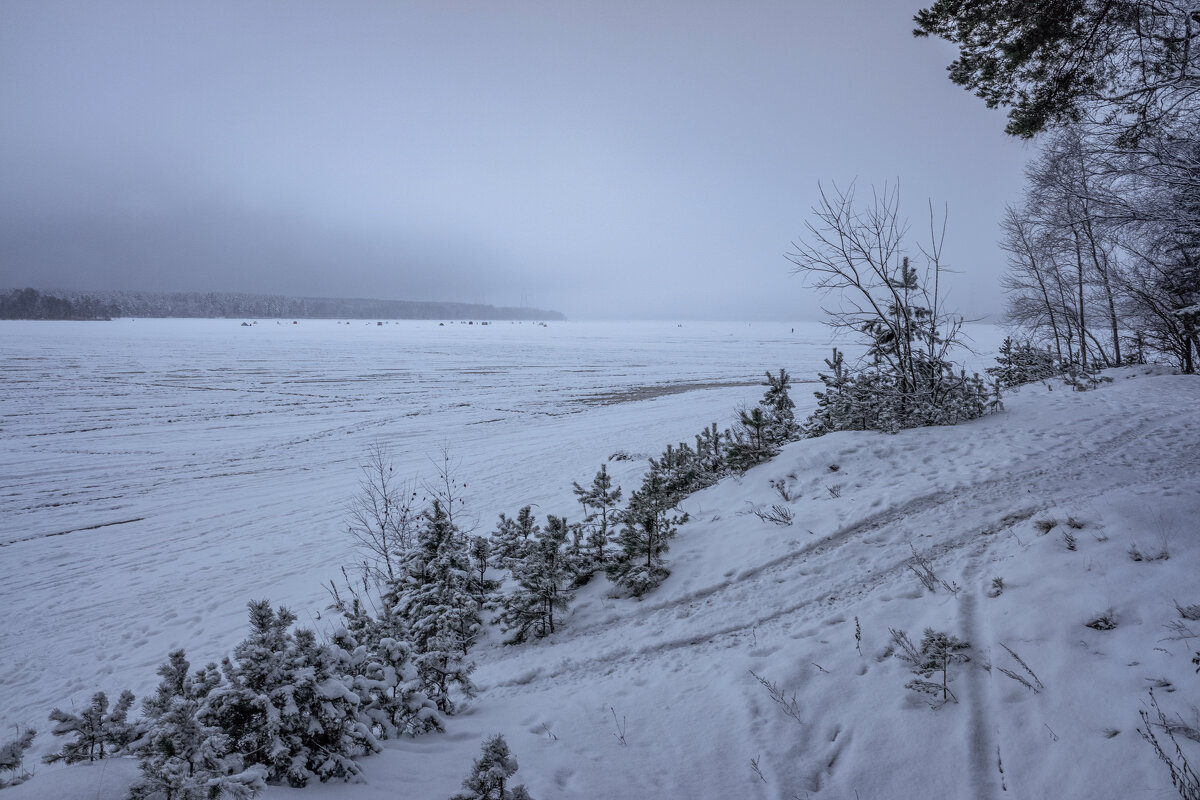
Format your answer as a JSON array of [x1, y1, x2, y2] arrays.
[[202, 601, 377, 787], [450, 734, 533, 800], [330, 629, 442, 739], [787, 184, 1001, 436], [129, 649, 266, 800], [986, 337, 1058, 388], [43, 689, 136, 764]]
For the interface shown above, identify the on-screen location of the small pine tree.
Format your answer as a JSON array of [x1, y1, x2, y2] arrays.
[[450, 734, 533, 800], [330, 629, 442, 739], [43, 689, 135, 764], [761, 368, 799, 443], [0, 727, 37, 788], [202, 601, 377, 787], [490, 506, 541, 568], [572, 465, 623, 567], [608, 471, 689, 596], [496, 515, 575, 643], [891, 627, 971, 705], [726, 406, 777, 472], [130, 649, 266, 800], [468, 535, 501, 608], [391, 500, 480, 713], [986, 338, 1057, 387], [694, 422, 728, 477]]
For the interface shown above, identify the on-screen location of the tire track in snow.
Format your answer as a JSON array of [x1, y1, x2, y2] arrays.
[[482, 413, 1180, 692]]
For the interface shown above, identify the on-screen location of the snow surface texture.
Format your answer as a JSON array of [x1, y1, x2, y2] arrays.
[[8, 322, 1197, 799]]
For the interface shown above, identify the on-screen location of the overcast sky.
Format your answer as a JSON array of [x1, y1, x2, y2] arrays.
[[1, 1, 1034, 320]]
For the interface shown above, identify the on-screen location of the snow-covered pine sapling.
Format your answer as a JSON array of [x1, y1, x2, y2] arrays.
[[0, 726, 36, 788], [694, 422, 728, 477], [889, 628, 970, 706], [496, 514, 574, 644], [491, 505, 540, 568], [607, 469, 688, 596], [129, 649, 267, 800], [726, 405, 778, 472], [573, 464, 623, 567], [450, 734, 533, 800], [330, 629, 441, 740], [202, 601, 377, 787], [43, 689, 135, 764], [468, 535, 501, 608], [761, 368, 799, 444], [391, 500, 480, 713], [987, 577, 1005, 598]]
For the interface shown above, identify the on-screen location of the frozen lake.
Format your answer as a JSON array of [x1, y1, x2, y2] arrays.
[[0, 318, 1002, 731]]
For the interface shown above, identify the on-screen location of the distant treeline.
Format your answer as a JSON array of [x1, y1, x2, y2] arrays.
[[0, 288, 566, 321], [0, 288, 118, 320]]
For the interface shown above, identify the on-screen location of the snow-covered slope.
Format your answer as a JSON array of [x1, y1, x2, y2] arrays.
[[11, 366, 1198, 799]]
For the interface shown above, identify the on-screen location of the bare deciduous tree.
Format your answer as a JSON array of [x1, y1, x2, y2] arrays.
[[346, 443, 420, 583]]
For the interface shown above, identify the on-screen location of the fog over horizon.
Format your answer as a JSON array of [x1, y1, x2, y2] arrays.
[[1, 2, 1033, 322]]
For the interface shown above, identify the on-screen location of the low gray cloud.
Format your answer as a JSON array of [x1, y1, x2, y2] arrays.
[[1, 1, 1031, 320]]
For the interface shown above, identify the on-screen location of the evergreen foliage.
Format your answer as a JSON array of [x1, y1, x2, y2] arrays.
[[726, 406, 779, 471], [608, 471, 689, 596], [329, 629, 442, 740], [890, 627, 971, 705], [496, 515, 575, 644], [43, 689, 136, 764], [129, 650, 266, 800], [913, 0, 1200, 141], [390, 500, 479, 713], [490, 506, 540, 569], [0, 727, 36, 788], [468, 535, 502, 608], [761, 368, 799, 442], [986, 337, 1059, 388], [572, 465, 623, 567], [788, 186, 1001, 436], [450, 734, 534, 800], [202, 601, 377, 787]]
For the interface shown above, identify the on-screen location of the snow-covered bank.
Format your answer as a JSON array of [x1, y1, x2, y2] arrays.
[[8, 365, 1198, 799]]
